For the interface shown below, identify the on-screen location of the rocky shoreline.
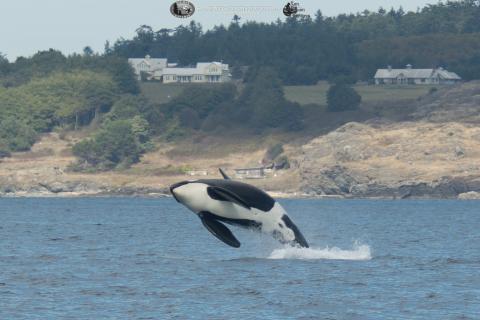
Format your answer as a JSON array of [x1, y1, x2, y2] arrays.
[[2, 180, 479, 199], [0, 180, 171, 198]]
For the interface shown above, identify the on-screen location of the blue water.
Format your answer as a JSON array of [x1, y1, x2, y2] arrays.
[[1, 198, 479, 319]]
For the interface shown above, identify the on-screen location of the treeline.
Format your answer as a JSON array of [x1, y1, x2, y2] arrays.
[[111, 0, 480, 83], [0, 49, 138, 93]]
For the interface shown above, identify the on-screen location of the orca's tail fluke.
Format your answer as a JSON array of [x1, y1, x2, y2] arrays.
[[281, 215, 309, 248], [219, 168, 230, 180]]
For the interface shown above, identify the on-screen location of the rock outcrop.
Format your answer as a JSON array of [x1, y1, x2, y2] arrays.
[[298, 121, 480, 198], [458, 191, 480, 200]]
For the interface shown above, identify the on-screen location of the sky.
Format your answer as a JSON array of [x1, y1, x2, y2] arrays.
[[0, 0, 438, 60]]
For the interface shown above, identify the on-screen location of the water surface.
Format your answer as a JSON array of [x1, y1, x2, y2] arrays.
[[1, 198, 479, 319]]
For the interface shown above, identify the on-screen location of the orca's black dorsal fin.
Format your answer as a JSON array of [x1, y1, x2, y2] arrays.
[[199, 212, 241, 248], [219, 168, 230, 180]]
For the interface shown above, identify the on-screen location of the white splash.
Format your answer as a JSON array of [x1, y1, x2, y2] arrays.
[[267, 242, 372, 261]]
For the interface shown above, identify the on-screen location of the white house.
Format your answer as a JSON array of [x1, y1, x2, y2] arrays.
[[128, 55, 167, 81], [162, 62, 231, 83], [374, 65, 461, 85], [128, 55, 231, 83]]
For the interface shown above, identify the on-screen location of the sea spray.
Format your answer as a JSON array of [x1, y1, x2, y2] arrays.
[[268, 242, 372, 260]]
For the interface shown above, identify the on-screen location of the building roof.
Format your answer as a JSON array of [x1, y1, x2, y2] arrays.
[[375, 67, 461, 80], [197, 62, 228, 69], [436, 69, 462, 80], [128, 57, 167, 70], [163, 62, 230, 76]]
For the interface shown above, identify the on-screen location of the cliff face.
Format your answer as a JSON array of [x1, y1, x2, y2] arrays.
[[297, 82, 480, 198]]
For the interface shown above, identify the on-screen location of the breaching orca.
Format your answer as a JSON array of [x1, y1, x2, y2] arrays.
[[170, 168, 309, 248]]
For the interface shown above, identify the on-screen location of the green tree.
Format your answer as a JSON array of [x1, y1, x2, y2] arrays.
[[238, 67, 303, 130], [0, 52, 9, 76], [72, 120, 143, 170], [104, 56, 140, 94], [0, 117, 37, 151], [327, 84, 362, 112], [83, 46, 94, 56]]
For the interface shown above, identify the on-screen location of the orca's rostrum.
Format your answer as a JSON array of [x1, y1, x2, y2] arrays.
[[170, 169, 309, 248]]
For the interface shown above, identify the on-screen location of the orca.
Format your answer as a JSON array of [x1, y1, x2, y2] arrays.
[[170, 168, 309, 248]]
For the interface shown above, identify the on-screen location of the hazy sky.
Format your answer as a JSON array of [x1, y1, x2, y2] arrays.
[[0, 0, 438, 60]]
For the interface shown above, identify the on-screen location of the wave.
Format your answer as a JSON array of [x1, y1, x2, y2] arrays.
[[267, 242, 372, 261]]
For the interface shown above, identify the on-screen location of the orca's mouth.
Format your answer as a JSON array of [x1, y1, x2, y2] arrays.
[[169, 181, 189, 202]]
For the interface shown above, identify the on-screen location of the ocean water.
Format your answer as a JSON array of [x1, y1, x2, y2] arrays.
[[1, 198, 479, 319]]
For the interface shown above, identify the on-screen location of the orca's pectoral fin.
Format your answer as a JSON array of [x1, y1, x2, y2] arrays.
[[207, 186, 251, 210], [199, 212, 241, 248], [219, 168, 230, 180], [282, 215, 309, 248]]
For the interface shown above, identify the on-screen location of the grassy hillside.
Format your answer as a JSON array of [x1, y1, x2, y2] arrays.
[[140, 83, 227, 104], [141, 81, 440, 107], [140, 83, 186, 104], [284, 82, 440, 105]]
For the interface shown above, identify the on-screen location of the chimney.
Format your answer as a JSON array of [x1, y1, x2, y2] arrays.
[[388, 65, 392, 71], [406, 64, 412, 69]]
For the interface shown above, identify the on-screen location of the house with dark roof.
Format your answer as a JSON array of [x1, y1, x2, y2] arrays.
[[374, 64, 461, 85]]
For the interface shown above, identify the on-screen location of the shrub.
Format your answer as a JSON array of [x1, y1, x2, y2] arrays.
[[327, 84, 361, 112], [0, 117, 37, 151], [0, 139, 11, 158], [239, 67, 304, 131], [72, 119, 146, 171], [275, 155, 290, 170]]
